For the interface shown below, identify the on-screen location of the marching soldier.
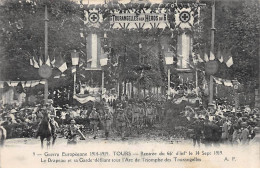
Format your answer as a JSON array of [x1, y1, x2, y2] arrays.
[[104, 106, 113, 140], [116, 108, 130, 140], [89, 107, 100, 139]]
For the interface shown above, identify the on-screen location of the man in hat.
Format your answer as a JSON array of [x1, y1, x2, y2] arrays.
[[89, 107, 100, 139]]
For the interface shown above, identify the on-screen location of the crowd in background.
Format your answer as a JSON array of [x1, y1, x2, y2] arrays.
[[0, 98, 259, 145]]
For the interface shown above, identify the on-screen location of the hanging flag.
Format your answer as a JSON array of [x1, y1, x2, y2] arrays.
[[51, 56, 56, 67], [46, 55, 51, 66], [55, 53, 67, 73], [72, 66, 76, 74], [71, 51, 79, 65], [204, 48, 209, 62], [209, 51, 215, 60], [33, 56, 39, 68], [30, 57, 34, 66], [165, 52, 174, 65], [197, 53, 204, 63], [38, 56, 43, 66], [16, 82, 24, 93], [51, 48, 56, 67], [226, 49, 233, 67], [216, 45, 223, 63]]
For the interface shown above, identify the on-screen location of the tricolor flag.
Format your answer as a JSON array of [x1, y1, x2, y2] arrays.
[[71, 51, 79, 65], [226, 49, 233, 67], [197, 53, 204, 63], [197, 48, 204, 63], [51, 56, 56, 67], [30, 57, 34, 66], [46, 55, 51, 66], [204, 48, 209, 62], [164, 52, 174, 65], [55, 53, 67, 73], [209, 51, 215, 61], [216, 45, 223, 63], [51, 48, 56, 67], [38, 56, 43, 66], [33, 56, 39, 68]]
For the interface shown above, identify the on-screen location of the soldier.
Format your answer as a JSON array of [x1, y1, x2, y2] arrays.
[[190, 118, 203, 147], [203, 115, 213, 147], [104, 106, 113, 140], [89, 107, 100, 139], [49, 114, 59, 145], [67, 119, 85, 144], [116, 108, 129, 140]]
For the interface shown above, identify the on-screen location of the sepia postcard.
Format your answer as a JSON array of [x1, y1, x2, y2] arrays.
[[0, 0, 259, 168]]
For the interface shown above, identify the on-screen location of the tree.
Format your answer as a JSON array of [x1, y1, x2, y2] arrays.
[[0, 0, 82, 88]]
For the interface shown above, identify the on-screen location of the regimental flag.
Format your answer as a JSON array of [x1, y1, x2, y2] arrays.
[[204, 48, 209, 62], [216, 45, 223, 63], [32, 56, 39, 68], [209, 51, 215, 61], [226, 49, 233, 67], [55, 53, 67, 73], [46, 55, 51, 66]]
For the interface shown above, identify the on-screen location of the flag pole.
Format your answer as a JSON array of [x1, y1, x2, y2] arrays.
[[44, 5, 49, 105], [209, 0, 215, 105]]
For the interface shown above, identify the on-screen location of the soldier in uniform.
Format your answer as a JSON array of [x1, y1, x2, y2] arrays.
[[116, 108, 129, 140], [67, 119, 85, 144], [190, 118, 203, 147], [104, 106, 113, 139], [89, 107, 100, 139]]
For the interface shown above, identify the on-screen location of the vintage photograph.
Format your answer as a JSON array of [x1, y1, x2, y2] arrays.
[[0, 0, 259, 168]]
